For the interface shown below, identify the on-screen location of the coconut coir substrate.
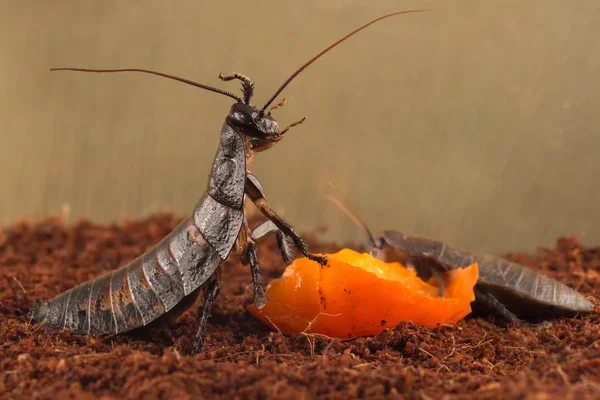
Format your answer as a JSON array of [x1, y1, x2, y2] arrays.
[[1, 214, 599, 399]]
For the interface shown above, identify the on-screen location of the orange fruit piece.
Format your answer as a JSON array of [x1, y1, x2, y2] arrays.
[[248, 249, 478, 339]]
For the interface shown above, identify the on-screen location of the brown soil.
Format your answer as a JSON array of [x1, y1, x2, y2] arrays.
[[1, 214, 599, 399]]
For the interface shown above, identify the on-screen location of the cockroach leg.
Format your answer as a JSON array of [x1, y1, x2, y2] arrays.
[[473, 288, 522, 325], [505, 319, 553, 330], [245, 242, 268, 309], [527, 320, 553, 330], [191, 279, 221, 355], [252, 197, 325, 265], [235, 216, 252, 266], [246, 175, 327, 266], [407, 256, 448, 297], [251, 220, 295, 265], [250, 219, 278, 241], [276, 230, 295, 265], [236, 216, 268, 307], [431, 269, 446, 297]]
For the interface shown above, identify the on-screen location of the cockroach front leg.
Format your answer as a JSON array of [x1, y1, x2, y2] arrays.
[[192, 279, 221, 355], [245, 174, 326, 266], [251, 220, 295, 265]]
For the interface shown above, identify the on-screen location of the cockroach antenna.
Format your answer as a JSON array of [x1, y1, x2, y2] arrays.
[[260, 9, 429, 113], [50, 10, 428, 108], [49, 68, 244, 103], [325, 182, 377, 249]]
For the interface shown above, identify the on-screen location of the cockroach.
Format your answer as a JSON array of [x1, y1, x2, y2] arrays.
[[30, 10, 429, 353], [327, 186, 595, 323]]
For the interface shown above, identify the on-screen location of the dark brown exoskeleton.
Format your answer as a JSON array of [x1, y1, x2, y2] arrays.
[[328, 187, 595, 324], [372, 231, 595, 323], [31, 10, 429, 353]]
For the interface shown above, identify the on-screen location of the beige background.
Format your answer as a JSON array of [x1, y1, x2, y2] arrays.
[[1, 1, 599, 254]]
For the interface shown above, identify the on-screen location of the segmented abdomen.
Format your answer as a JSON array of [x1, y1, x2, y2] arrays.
[[32, 214, 225, 335], [33, 125, 247, 334]]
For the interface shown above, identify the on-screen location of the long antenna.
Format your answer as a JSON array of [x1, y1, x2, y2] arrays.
[[49, 68, 243, 103], [325, 182, 377, 248], [261, 9, 429, 112]]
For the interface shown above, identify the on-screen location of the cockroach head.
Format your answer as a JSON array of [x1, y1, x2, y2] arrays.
[[227, 102, 280, 140]]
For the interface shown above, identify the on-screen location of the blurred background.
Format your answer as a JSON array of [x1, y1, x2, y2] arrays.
[[1, 0, 599, 254]]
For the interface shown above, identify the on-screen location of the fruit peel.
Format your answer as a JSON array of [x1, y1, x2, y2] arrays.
[[248, 249, 478, 339]]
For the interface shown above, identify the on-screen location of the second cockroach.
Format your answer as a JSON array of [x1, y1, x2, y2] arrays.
[[328, 187, 595, 323], [372, 231, 595, 322], [30, 10, 428, 354]]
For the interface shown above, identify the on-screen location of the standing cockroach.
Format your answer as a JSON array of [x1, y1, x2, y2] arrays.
[[327, 187, 595, 323], [31, 10, 428, 353]]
